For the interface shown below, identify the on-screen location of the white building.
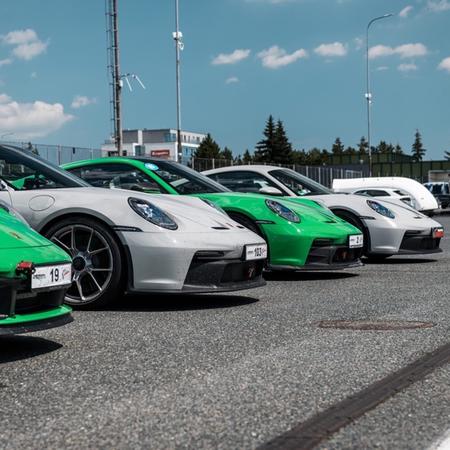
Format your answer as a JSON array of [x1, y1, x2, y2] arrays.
[[101, 128, 207, 164]]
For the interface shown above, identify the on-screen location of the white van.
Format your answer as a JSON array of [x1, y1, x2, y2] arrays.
[[333, 177, 439, 214]]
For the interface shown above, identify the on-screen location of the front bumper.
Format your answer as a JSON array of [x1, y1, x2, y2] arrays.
[[121, 230, 267, 293], [268, 241, 363, 271], [397, 230, 443, 255], [0, 276, 72, 335]]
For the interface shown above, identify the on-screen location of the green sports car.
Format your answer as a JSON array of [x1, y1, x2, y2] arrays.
[[0, 201, 73, 335], [63, 157, 364, 271]]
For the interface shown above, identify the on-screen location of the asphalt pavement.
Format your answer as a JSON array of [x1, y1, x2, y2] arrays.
[[1, 216, 449, 450]]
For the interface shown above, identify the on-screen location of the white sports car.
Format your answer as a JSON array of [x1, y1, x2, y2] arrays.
[[204, 165, 444, 260], [0, 145, 267, 308]]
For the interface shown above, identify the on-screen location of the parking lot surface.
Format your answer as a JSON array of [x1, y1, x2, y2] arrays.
[[1, 216, 449, 450]]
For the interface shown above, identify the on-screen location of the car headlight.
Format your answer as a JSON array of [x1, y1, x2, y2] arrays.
[[128, 197, 178, 230], [265, 199, 300, 223], [201, 198, 228, 216], [367, 200, 395, 219]]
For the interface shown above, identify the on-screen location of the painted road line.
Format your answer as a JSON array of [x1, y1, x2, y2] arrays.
[[259, 342, 450, 450]]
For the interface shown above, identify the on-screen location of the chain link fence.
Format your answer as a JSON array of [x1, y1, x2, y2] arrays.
[[0, 140, 102, 165], [0, 141, 362, 187], [189, 158, 363, 188]]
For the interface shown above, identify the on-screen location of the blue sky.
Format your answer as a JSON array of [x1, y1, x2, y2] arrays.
[[0, 0, 449, 159]]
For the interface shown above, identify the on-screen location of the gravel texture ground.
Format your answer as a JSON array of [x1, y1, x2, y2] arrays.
[[1, 215, 449, 450]]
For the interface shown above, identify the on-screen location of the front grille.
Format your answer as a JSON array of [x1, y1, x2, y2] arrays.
[[400, 231, 441, 252]]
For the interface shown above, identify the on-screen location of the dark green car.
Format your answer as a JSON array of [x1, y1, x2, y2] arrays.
[[0, 202, 73, 335], [63, 157, 364, 271]]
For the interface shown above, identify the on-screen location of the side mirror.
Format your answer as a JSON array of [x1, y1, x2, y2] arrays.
[[259, 186, 283, 196]]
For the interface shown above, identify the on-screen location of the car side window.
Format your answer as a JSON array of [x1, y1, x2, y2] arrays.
[[0, 157, 65, 190], [367, 190, 389, 197], [70, 164, 165, 193], [208, 171, 283, 194]]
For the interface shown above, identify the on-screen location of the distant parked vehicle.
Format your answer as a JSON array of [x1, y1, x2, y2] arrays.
[[334, 187, 415, 209], [332, 177, 439, 215], [424, 182, 450, 209]]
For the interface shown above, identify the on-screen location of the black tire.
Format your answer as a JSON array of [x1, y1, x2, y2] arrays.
[[331, 209, 370, 255], [44, 216, 123, 309]]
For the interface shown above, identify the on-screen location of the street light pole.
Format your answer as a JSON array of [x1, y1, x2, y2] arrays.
[[173, 0, 184, 163], [366, 13, 392, 176]]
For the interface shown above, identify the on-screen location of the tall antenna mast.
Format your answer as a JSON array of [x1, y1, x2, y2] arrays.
[[173, 0, 184, 163], [106, 0, 123, 155]]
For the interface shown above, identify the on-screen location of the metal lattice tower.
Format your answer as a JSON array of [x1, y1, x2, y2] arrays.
[[105, 0, 122, 155]]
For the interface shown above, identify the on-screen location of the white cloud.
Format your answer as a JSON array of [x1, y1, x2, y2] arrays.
[[0, 58, 12, 67], [427, 0, 450, 12], [438, 57, 450, 73], [376, 66, 389, 71], [225, 76, 239, 84], [30, 72, 37, 79], [2, 29, 38, 45], [369, 43, 428, 59], [354, 37, 364, 51], [0, 93, 73, 139], [0, 94, 11, 103], [314, 42, 347, 57], [71, 95, 97, 109], [1, 29, 48, 61], [398, 63, 418, 71], [399, 5, 414, 17], [212, 49, 250, 65], [257, 45, 308, 69]]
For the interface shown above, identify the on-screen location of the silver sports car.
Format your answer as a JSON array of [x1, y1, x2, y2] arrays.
[[204, 165, 444, 260], [0, 146, 267, 308]]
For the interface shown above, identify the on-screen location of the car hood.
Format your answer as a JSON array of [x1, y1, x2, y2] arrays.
[[198, 192, 348, 224], [37, 187, 254, 233], [0, 208, 53, 249], [305, 193, 439, 221]]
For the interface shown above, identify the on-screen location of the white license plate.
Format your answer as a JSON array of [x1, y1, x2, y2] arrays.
[[31, 264, 72, 290], [349, 234, 364, 248], [245, 243, 267, 261]]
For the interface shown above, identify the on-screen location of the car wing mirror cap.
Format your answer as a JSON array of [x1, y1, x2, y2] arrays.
[[259, 186, 283, 196]]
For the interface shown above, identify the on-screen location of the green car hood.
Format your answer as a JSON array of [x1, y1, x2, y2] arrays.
[[0, 209, 71, 275], [198, 192, 350, 225]]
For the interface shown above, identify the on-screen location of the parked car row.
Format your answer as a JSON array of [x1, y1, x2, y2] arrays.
[[0, 144, 445, 336]]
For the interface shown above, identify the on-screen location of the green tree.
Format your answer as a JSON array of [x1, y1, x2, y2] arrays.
[[242, 149, 253, 164], [394, 144, 403, 154], [411, 129, 426, 161], [220, 146, 233, 161], [343, 146, 357, 155], [331, 137, 344, 155], [194, 133, 221, 159], [357, 137, 369, 157], [254, 115, 276, 163], [273, 119, 293, 164]]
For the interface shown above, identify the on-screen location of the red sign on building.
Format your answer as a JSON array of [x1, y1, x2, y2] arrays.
[[150, 149, 171, 158]]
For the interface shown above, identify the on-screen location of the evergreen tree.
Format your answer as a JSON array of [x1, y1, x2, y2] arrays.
[[357, 137, 369, 156], [194, 133, 221, 159], [331, 137, 344, 155], [343, 146, 357, 155], [254, 115, 276, 163], [242, 149, 253, 164], [273, 119, 293, 164], [394, 144, 403, 154], [377, 141, 390, 154], [411, 129, 426, 161], [292, 149, 308, 165], [234, 154, 243, 165], [220, 146, 233, 161], [307, 147, 323, 164]]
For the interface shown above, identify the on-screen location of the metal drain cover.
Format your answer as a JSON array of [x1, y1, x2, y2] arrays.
[[317, 320, 435, 331]]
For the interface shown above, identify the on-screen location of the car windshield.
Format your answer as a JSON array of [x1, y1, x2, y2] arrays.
[[136, 159, 231, 195], [269, 169, 332, 195], [0, 145, 89, 190]]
